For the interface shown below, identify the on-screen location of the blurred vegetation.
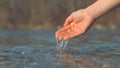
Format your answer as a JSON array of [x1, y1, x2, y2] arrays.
[[0, 0, 119, 30]]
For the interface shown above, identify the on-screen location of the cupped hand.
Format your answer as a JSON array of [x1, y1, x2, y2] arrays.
[[55, 9, 95, 40]]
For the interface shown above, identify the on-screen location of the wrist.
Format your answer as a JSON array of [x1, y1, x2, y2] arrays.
[[85, 0, 120, 19], [85, 6, 101, 19], [84, 8, 97, 20]]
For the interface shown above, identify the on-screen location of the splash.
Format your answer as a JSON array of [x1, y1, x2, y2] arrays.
[[56, 39, 68, 53]]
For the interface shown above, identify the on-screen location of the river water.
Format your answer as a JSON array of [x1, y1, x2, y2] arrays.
[[0, 29, 119, 68]]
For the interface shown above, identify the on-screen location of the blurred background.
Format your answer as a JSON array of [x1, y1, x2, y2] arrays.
[[0, 0, 120, 30], [0, 1, 120, 68]]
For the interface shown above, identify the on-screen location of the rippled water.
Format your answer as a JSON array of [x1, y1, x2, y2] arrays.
[[0, 29, 120, 68]]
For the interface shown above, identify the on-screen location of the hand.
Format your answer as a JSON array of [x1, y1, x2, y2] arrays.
[[55, 9, 95, 40]]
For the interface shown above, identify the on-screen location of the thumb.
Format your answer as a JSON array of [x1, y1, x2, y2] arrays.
[[63, 16, 73, 26]]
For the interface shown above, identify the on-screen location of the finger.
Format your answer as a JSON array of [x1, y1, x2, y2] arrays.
[[56, 25, 70, 35], [58, 26, 70, 32], [61, 29, 75, 40], [58, 34, 66, 40], [63, 33, 75, 40], [55, 26, 73, 40], [64, 16, 73, 26], [55, 28, 68, 39], [55, 28, 70, 39], [55, 31, 66, 39], [57, 32, 73, 40], [56, 30, 69, 40], [56, 29, 79, 40], [63, 29, 84, 40]]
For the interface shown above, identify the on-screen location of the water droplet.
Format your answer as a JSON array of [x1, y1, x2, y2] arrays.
[[56, 39, 68, 53]]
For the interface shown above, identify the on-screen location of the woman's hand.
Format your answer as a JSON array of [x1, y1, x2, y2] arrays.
[[55, 9, 95, 40], [56, 0, 120, 40]]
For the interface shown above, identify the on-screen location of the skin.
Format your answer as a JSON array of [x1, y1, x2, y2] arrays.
[[55, 0, 120, 40]]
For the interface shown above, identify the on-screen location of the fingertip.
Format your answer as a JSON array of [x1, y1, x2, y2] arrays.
[[55, 32, 59, 38], [55, 31, 58, 36], [55, 29, 61, 36], [63, 36, 70, 41], [55, 35, 60, 41]]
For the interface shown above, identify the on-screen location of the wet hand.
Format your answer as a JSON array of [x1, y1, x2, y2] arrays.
[[55, 9, 94, 40]]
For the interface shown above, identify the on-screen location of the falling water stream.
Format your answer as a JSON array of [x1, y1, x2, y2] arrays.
[[56, 39, 68, 53]]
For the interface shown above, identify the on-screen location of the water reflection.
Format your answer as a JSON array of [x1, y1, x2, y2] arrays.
[[0, 29, 119, 68]]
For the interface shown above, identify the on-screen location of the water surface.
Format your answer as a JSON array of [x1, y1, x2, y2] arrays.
[[0, 29, 120, 68]]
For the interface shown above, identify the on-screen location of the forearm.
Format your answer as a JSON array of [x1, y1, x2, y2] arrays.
[[86, 0, 120, 19]]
